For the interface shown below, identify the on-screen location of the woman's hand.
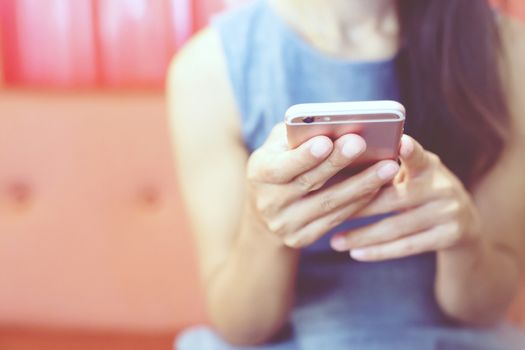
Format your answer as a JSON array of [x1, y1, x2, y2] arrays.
[[245, 123, 400, 248], [330, 135, 483, 261]]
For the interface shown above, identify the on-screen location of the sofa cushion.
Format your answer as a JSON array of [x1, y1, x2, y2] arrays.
[[0, 90, 206, 332]]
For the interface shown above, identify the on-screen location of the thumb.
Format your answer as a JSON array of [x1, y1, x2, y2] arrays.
[[399, 135, 432, 176], [252, 123, 333, 183]]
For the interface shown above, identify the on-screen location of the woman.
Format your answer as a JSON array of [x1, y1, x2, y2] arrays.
[[169, 0, 525, 348]]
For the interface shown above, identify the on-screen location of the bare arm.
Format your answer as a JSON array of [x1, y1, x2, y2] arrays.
[[434, 16, 525, 324], [168, 28, 400, 345], [167, 29, 298, 345]]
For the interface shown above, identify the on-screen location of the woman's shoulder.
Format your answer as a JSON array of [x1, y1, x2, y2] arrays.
[[169, 0, 267, 82], [168, 26, 240, 135], [169, 28, 224, 92]]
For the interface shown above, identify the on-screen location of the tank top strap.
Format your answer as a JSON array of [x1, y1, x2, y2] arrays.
[[212, 0, 276, 151]]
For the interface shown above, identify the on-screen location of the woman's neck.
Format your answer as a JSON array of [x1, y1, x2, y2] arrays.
[[270, 0, 399, 61]]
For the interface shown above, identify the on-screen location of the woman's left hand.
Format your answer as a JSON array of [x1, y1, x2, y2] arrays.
[[330, 135, 483, 261]]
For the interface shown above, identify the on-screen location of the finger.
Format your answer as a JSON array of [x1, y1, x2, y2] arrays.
[[281, 160, 399, 237], [292, 134, 366, 193], [313, 160, 400, 213], [286, 160, 399, 229], [348, 222, 459, 262], [282, 193, 375, 248], [355, 177, 445, 217], [251, 129, 333, 184], [399, 135, 432, 176], [331, 199, 457, 251]]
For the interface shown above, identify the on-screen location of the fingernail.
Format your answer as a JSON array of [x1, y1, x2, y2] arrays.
[[330, 235, 347, 251], [310, 139, 331, 158], [377, 162, 399, 180], [350, 249, 367, 260], [342, 137, 365, 158]]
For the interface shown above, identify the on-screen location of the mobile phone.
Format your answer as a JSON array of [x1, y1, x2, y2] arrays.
[[285, 100, 405, 171]]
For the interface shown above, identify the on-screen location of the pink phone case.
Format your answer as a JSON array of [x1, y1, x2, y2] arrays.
[[285, 101, 405, 170]]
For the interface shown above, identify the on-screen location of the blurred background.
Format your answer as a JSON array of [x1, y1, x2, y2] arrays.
[[0, 1, 524, 349]]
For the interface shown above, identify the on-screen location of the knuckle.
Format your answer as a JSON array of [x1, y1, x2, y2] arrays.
[[301, 234, 319, 247], [361, 175, 382, 195], [439, 199, 459, 219], [284, 233, 307, 248], [439, 184, 455, 198], [430, 233, 443, 249], [326, 155, 345, 170], [428, 152, 441, 166], [402, 240, 418, 255], [248, 154, 287, 184], [447, 221, 463, 243], [399, 194, 416, 210], [247, 155, 271, 183], [295, 173, 317, 192], [320, 194, 337, 213], [260, 165, 282, 183], [267, 218, 287, 236], [285, 239, 301, 249], [289, 235, 308, 248], [344, 170, 383, 204], [254, 197, 275, 218], [253, 197, 266, 214], [375, 186, 400, 208], [328, 209, 352, 227], [389, 218, 408, 237], [448, 199, 461, 213]]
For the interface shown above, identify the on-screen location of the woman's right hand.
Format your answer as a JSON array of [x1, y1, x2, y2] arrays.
[[244, 123, 401, 249]]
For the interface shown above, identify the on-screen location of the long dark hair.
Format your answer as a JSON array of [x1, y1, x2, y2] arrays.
[[396, 0, 509, 187]]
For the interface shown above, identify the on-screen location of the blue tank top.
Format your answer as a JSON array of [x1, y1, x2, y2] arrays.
[[181, 1, 524, 348]]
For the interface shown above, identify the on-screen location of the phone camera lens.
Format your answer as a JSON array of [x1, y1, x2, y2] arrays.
[[303, 117, 315, 124]]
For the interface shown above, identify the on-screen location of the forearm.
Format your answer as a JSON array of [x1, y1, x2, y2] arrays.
[[206, 212, 300, 346], [435, 235, 521, 325]]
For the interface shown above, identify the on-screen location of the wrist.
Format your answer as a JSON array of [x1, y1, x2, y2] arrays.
[[238, 203, 299, 255], [441, 200, 484, 254], [436, 228, 491, 290], [438, 229, 487, 262]]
